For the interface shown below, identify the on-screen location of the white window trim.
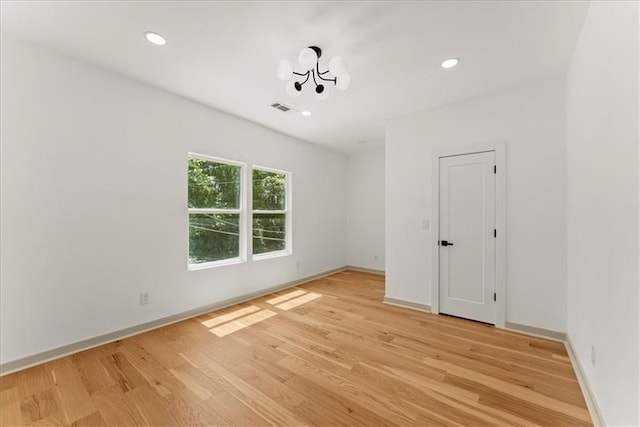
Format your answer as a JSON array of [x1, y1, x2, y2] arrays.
[[187, 152, 247, 270], [188, 257, 244, 271], [251, 165, 292, 260], [188, 208, 240, 215], [188, 152, 245, 167], [252, 250, 290, 262]]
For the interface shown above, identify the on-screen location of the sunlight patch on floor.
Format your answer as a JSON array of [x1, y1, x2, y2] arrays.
[[200, 305, 261, 329], [209, 309, 277, 337], [266, 289, 306, 305], [276, 292, 322, 311], [199, 289, 323, 337]]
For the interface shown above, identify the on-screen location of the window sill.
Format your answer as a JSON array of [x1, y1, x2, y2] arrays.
[[252, 250, 291, 262], [188, 257, 244, 271]]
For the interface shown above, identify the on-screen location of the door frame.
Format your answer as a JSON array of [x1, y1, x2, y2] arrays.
[[430, 140, 507, 328]]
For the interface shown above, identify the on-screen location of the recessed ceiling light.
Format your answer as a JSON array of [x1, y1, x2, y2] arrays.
[[144, 31, 167, 46], [301, 111, 312, 117], [441, 57, 460, 69]]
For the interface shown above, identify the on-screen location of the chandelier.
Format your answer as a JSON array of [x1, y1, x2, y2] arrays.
[[276, 46, 351, 100]]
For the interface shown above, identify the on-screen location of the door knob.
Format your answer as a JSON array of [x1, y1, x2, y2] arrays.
[[440, 240, 454, 247]]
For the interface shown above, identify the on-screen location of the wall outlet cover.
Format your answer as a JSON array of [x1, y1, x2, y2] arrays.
[[140, 292, 149, 306]]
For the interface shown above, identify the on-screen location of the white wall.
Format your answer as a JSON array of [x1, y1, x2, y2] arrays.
[[0, 36, 348, 365], [386, 77, 568, 333], [566, 1, 639, 424], [346, 150, 385, 271]]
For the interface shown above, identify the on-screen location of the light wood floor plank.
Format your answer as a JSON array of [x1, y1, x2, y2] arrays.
[[125, 384, 179, 426], [91, 385, 145, 426], [19, 388, 60, 425], [1, 387, 23, 426], [205, 392, 271, 426], [1, 271, 591, 425], [49, 359, 96, 424]]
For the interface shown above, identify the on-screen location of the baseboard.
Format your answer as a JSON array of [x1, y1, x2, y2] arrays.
[[345, 265, 385, 276], [565, 336, 605, 426], [504, 321, 566, 342], [383, 296, 431, 313], [0, 266, 347, 376]]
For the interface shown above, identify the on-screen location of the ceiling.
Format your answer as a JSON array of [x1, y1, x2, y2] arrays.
[[1, 1, 589, 153]]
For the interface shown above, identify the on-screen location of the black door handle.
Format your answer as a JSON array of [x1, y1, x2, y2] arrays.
[[440, 240, 454, 247]]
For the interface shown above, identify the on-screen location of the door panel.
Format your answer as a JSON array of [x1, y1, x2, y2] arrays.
[[439, 151, 495, 324]]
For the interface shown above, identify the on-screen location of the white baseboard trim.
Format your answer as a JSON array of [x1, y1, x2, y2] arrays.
[[344, 265, 385, 276], [565, 336, 605, 426], [0, 266, 347, 376], [383, 297, 431, 313], [504, 321, 566, 342]]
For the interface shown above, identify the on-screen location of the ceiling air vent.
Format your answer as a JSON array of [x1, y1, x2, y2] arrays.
[[270, 102, 292, 112]]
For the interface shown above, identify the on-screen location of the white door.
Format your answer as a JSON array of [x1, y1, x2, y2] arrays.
[[438, 151, 496, 324]]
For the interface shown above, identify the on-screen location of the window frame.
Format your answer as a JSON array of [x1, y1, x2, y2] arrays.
[[187, 152, 247, 270], [251, 165, 292, 261]]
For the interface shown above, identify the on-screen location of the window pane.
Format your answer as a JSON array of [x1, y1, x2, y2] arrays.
[[253, 213, 286, 255], [189, 158, 241, 209], [189, 214, 240, 264], [253, 169, 286, 211]]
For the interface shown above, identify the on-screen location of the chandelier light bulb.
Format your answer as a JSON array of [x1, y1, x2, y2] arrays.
[[328, 56, 346, 77], [336, 73, 351, 90], [286, 79, 302, 97], [276, 60, 293, 81], [298, 47, 318, 71]]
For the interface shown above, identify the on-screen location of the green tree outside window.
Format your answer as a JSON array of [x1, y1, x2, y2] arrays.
[[253, 169, 288, 255], [188, 157, 242, 265]]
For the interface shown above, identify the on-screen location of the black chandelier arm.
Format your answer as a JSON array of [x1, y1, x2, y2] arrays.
[[315, 62, 336, 84], [293, 71, 311, 86], [317, 74, 336, 84], [311, 69, 319, 87]]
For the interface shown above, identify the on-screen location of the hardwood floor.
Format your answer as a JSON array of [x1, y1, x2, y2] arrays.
[[0, 271, 591, 426]]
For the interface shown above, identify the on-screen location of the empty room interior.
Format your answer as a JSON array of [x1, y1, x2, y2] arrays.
[[1, 1, 639, 426]]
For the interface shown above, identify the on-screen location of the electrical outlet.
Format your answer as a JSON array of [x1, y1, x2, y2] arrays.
[[422, 219, 430, 230], [140, 292, 149, 306], [296, 261, 300, 271], [374, 254, 379, 262], [591, 345, 596, 366]]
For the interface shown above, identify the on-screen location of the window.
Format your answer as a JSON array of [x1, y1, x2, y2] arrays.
[[188, 154, 244, 267], [187, 155, 291, 269], [252, 167, 290, 257]]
